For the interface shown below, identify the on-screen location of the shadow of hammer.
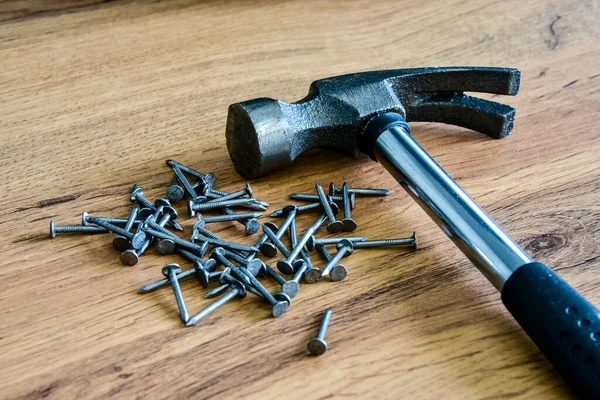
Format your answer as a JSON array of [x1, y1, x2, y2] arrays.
[[225, 66, 599, 399]]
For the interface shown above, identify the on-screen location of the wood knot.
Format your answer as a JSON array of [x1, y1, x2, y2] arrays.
[[523, 233, 568, 258]]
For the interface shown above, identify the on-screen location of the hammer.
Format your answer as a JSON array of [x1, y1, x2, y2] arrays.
[[226, 67, 599, 398]]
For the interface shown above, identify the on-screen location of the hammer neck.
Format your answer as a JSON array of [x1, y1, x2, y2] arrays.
[[360, 113, 411, 160]]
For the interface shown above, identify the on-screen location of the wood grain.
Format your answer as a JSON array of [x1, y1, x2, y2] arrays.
[[1, 0, 599, 398]]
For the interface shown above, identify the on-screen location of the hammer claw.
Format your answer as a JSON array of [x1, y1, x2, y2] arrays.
[[387, 66, 520, 96], [408, 93, 517, 139]]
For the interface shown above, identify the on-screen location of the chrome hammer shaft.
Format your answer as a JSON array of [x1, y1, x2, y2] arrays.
[[370, 116, 531, 290]]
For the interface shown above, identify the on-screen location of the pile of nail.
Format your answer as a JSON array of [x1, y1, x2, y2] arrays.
[[49, 160, 417, 331]]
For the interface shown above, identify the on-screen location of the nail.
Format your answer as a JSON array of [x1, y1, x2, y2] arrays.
[[205, 182, 253, 202], [187, 198, 259, 217], [192, 234, 259, 253], [216, 248, 264, 276], [204, 282, 231, 299], [270, 201, 339, 218], [277, 213, 328, 275], [316, 182, 343, 233], [261, 224, 291, 257], [235, 267, 289, 317], [87, 217, 148, 250], [303, 248, 322, 284], [329, 182, 392, 196], [353, 232, 417, 250], [186, 279, 246, 326], [211, 248, 263, 279], [81, 210, 140, 227], [222, 207, 261, 235], [142, 225, 205, 255], [167, 176, 186, 202], [288, 193, 345, 203], [264, 264, 300, 298], [317, 243, 349, 282], [112, 207, 140, 251], [130, 184, 183, 231], [260, 205, 297, 256], [166, 160, 216, 187], [286, 259, 308, 296], [197, 211, 262, 224], [171, 164, 198, 199], [341, 183, 357, 232], [162, 263, 189, 323], [49, 221, 107, 238], [308, 308, 332, 356], [305, 235, 368, 251]]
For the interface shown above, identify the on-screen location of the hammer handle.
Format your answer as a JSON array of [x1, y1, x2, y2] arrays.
[[501, 262, 600, 399], [366, 113, 600, 398]]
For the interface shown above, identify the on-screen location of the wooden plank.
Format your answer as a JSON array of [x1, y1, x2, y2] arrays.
[[0, 0, 598, 398]]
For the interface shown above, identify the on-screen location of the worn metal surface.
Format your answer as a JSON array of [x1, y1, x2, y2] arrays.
[[226, 67, 519, 178]]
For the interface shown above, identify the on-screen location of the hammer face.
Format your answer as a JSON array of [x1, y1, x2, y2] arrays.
[[226, 98, 292, 179]]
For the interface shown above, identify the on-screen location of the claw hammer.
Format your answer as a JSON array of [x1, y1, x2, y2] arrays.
[[225, 67, 599, 398]]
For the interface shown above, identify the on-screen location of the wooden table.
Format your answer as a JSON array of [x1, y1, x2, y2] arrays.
[[1, 1, 598, 398]]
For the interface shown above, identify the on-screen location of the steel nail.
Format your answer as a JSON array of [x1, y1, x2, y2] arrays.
[[162, 263, 189, 323], [329, 182, 392, 196], [112, 206, 140, 251], [261, 224, 291, 257], [270, 201, 339, 218], [308, 308, 332, 356], [353, 232, 417, 250], [288, 193, 345, 202], [49, 221, 107, 238], [167, 176, 186, 202], [222, 207, 261, 235], [130, 184, 183, 231], [235, 267, 289, 317], [186, 279, 246, 326], [319, 241, 351, 282], [305, 235, 368, 251], [197, 211, 262, 224], [341, 183, 357, 232], [316, 182, 343, 233], [277, 213, 328, 275]]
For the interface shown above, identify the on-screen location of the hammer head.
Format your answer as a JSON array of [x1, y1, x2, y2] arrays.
[[226, 66, 520, 178]]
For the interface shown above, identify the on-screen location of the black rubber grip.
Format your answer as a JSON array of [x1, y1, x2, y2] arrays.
[[502, 262, 600, 399]]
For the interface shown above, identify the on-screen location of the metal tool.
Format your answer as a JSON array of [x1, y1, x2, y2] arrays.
[[226, 66, 600, 398]]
